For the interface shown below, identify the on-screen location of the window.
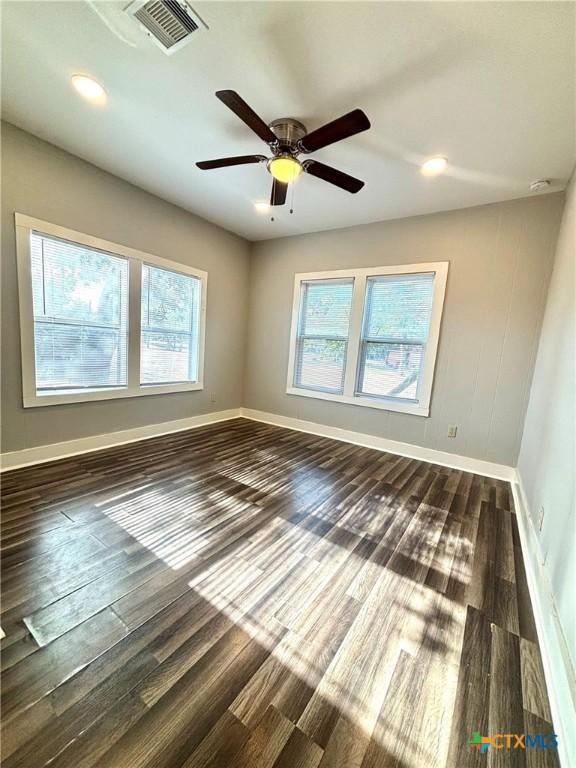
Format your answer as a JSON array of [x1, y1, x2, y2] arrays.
[[16, 214, 206, 407], [357, 274, 434, 401], [30, 232, 128, 392], [294, 279, 354, 394], [140, 264, 201, 386], [287, 263, 448, 416]]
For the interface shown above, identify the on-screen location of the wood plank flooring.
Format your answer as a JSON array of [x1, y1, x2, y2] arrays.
[[0, 418, 559, 767]]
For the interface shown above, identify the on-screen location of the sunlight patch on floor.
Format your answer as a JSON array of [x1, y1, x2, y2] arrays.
[[100, 481, 471, 768]]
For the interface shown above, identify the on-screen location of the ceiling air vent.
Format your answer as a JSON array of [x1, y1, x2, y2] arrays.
[[126, 0, 206, 54]]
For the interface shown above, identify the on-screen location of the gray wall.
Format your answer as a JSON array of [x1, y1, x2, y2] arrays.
[[1, 121, 566, 469], [1, 123, 251, 452], [245, 194, 564, 466], [518, 173, 575, 664]]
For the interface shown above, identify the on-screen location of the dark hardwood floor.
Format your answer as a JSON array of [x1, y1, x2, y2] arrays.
[[0, 418, 558, 767]]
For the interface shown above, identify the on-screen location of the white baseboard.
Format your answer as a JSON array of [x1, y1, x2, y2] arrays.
[[240, 407, 515, 481], [1, 404, 515, 479], [0, 408, 241, 472], [512, 472, 575, 768]]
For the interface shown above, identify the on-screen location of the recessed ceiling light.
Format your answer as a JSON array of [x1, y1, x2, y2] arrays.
[[421, 156, 448, 177], [254, 201, 270, 214], [71, 74, 106, 104]]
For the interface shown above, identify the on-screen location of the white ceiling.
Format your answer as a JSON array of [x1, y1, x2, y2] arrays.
[[2, 1, 575, 241]]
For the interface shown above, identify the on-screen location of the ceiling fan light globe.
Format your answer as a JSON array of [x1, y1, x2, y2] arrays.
[[268, 155, 302, 184]]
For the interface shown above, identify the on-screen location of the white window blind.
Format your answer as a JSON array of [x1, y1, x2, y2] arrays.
[[357, 273, 435, 401], [30, 231, 128, 392], [140, 264, 201, 385], [294, 279, 354, 393]]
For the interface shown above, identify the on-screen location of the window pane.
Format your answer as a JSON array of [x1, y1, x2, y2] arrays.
[[365, 274, 434, 342], [300, 279, 353, 337], [358, 342, 423, 400], [358, 273, 435, 403], [30, 232, 128, 391], [140, 264, 200, 384], [294, 279, 353, 394], [34, 324, 125, 389], [295, 339, 347, 393]]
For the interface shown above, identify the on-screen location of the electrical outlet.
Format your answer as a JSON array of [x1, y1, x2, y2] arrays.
[[210, 392, 216, 403], [538, 506, 545, 531], [447, 425, 458, 438]]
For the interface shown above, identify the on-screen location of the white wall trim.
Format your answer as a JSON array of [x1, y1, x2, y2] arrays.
[[240, 407, 514, 480], [0, 409, 241, 472], [512, 471, 576, 768], [1, 404, 516, 478]]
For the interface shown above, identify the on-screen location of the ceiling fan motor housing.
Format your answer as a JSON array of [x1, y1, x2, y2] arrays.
[[268, 118, 307, 154]]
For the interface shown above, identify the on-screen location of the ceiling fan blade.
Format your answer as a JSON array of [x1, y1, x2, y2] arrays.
[[303, 160, 364, 193], [215, 90, 277, 145], [270, 178, 288, 206], [299, 109, 370, 153], [196, 155, 266, 170]]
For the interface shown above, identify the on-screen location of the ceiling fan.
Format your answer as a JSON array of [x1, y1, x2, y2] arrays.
[[196, 90, 371, 207]]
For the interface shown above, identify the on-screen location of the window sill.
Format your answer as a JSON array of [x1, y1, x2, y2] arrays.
[[286, 386, 430, 417], [23, 381, 203, 408]]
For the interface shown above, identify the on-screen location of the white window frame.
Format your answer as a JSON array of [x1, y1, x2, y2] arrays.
[[15, 213, 207, 408], [286, 262, 448, 417]]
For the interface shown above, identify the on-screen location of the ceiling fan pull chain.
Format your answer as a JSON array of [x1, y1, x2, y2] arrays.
[[290, 182, 295, 214]]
